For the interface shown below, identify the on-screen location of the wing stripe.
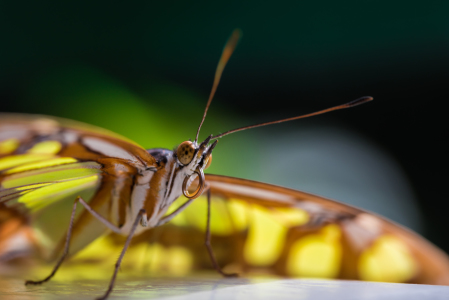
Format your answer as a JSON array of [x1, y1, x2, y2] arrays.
[[5, 157, 78, 174], [27, 141, 62, 154], [18, 174, 100, 212], [0, 154, 54, 171]]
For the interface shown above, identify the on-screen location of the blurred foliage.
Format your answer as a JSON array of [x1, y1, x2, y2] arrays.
[[19, 64, 262, 179]]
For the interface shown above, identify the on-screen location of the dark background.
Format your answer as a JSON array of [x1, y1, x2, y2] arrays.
[[1, 1, 448, 253]]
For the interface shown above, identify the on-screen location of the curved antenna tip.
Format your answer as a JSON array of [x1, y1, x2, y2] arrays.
[[232, 28, 243, 39], [346, 96, 374, 107]]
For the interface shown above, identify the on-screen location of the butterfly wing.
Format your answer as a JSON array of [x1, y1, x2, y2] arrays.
[[111, 174, 449, 285], [0, 113, 157, 259], [206, 175, 449, 284]]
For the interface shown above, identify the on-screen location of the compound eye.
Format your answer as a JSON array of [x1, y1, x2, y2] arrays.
[[177, 141, 195, 165], [204, 154, 212, 169]]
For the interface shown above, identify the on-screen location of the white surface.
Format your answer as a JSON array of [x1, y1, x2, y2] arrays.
[[162, 279, 449, 300], [1, 275, 449, 300]]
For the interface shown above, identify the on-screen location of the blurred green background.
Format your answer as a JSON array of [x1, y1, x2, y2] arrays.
[[1, 1, 448, 253]]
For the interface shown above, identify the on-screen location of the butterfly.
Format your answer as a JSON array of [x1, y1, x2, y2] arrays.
[[1, 29, 448, 300]]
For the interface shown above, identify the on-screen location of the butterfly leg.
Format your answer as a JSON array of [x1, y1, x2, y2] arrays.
[[25, 196, 80, 285], [156, 197, 195, 226], [25, 196, 123, 286], [204, 188, 238, 277], [96, 208, 146, 300]]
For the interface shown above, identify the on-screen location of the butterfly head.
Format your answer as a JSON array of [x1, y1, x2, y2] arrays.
[[175, 134, 216, 171], [174, 135, 217, 199]]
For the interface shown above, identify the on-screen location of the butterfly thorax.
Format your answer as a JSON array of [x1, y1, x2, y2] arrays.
[[119, 149, 174, 234]]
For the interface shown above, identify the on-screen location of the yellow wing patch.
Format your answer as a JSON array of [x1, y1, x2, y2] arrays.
[[1, 156, 102, 214], [271, 207, 309, 227], [286, 224, 342, 278], [0, 154, 53, 171], [184, 196, 235, 235], [358, 235, 418, 282], [227, 199, 250, 231], [72, 236, 194, 278], [18, 175, 100, 212], [0, 182, 53, 202], [166, 196, 310, 267], [243, 206, 309, 267], [5, 157, 78, 174], [167, 196, 237, 235], [0, 140, 64, 171], [244, 205, 289, 266], [144, 244, 194, 276], [2, 165, 101, 188], [27, 141, 62, 154], [0, 138, 20, 155]]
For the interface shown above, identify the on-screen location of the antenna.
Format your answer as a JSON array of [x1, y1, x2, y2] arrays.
[[211, 96, 374, 140], [194, 29, 241, 143]]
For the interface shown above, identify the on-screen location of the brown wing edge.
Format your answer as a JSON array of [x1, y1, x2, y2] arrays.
[[0, 113, 157, 167], [0, 113, 139, 146]]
